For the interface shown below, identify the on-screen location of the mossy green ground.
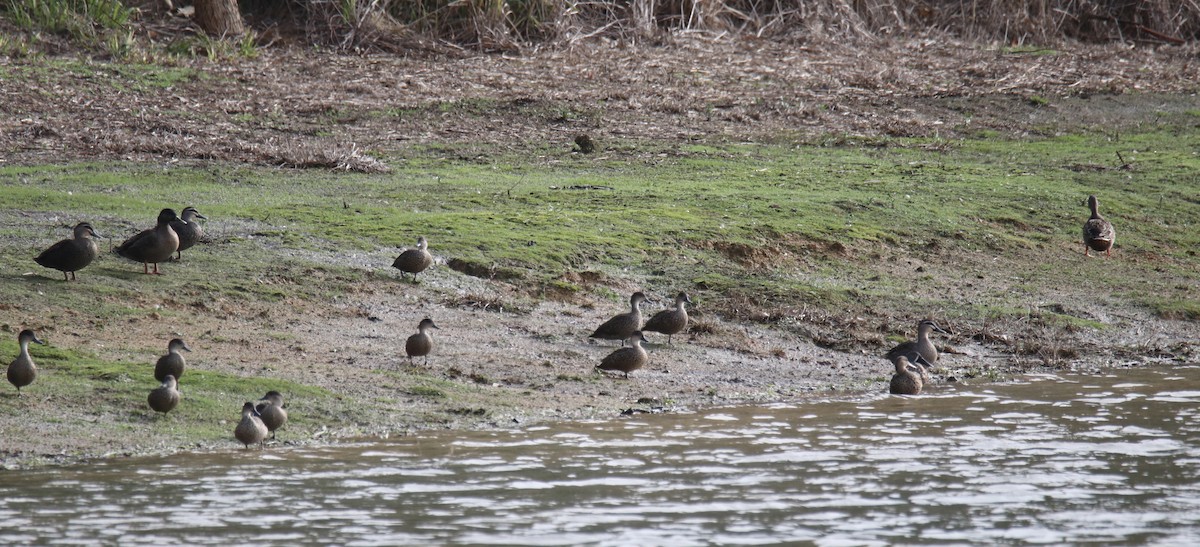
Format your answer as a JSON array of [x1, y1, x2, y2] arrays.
[[1, 124, 1198, 466]]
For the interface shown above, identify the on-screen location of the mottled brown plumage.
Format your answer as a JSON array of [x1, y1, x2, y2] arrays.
[[590, 292, 649, 346], [169, 206, 206, 260], [7, 329, 46, 395], [234, 401, 269, 449], [34, 222, 101, 281], [392, 236, 433, 282], [596, 331, 649, 379], [254, 391, 288, 439], [889, 356, 923, 395], [642, 292, 692, 345], [1083, 195, 1115, 257], [405, 318, 439, 365], [114, 208, 182, 275], [148, 374, 181, 414], [885, 319, 947, 383], [154, 338, 191, 383]]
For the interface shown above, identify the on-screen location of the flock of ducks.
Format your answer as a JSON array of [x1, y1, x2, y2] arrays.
[[7, 195, 1118, 448]]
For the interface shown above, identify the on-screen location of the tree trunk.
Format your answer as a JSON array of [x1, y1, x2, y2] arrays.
[[194, 0, 245, 36]]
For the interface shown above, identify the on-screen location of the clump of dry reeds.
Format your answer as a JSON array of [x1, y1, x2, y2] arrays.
[[264, 0, 1198, 50]]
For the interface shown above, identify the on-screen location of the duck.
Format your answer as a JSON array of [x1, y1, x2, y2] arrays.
[[234, 401, 269, 449], [254, 391, 288, 440], [596, 331, 649, 379], [147, 374, 181, 414], [392, 236, 433, 282], [169, 206, 207, 261], [405, 318, 439, 365], [885, 319, 948, 383], [642, 292, 692, 345], [889, 356, 923, 395], [114, 208, 183, 275], [154, 338, 191, 383], [590, 291, 649, 346], [34, 222, 102, 281], [1083, 195, 1116, 257], [7, 329, 47, 396]]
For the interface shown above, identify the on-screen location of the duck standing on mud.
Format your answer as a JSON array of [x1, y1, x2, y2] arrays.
[[885, 319, 948, 384], [114, 208, 183, 275], [7, 329, 47, 395], [234, 401, 269, 449], [590, 291, 649, 346], [34, 221, 102, 281], [393, 236, 433, 282], [596, 331, 649, 379], [642, 292, 692, 345], [170, 206, 207, 261], [1083, 195, 1115, 257], [405, 318, 439, 365]]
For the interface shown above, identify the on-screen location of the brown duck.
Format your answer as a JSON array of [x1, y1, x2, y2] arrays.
[[885, 319, 948, 383], [169, 206, 207, 261], [34, 222, 102, 281], [405, 318, 439, 365], [114, 208, 183, 274], [596, 331, 649, 379], [642, 292, 692, 345], [889, 356, 923, 395], [154, 338, 191, 383], [234, 401, 269, 449], [7, 329, 47, 395], [254, 391, 288, 440], [1083, 195, 1115, 257], [148, 374, 181, 414], [392, 236, 433, 282], [590, 291, 649, 346]]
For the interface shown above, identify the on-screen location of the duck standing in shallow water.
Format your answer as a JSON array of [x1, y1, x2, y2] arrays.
[[642, 292, 692, 345], [7, 329, 47, 396], [255, 391, 288, 440], [392, 236, 433, 282], [596, 331, 649, 379], [114, 208, 183, 275], [590, 291, 649, 346], [154, 338, 192, 383], [1083, 195, 1116, 257], [234, 401, 269, 449], [147, 374, 181, 415], [889, 356, 923, 395], [169, 206, 207, 261], [34, 222, 102, 281], [405, 318, 439, 365], [885, 319, 948, 384]]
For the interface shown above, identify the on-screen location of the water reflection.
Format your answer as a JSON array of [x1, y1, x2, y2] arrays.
[[3, 366, 1200, 545]]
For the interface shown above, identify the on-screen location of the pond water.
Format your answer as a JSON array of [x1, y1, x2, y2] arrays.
[[3, 366, 1200, 545]]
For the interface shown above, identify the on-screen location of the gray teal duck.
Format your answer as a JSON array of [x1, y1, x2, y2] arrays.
[[886, 319, 948, 383], [7, 329, 46, 395], [234, 401, 269, 449], [34, 222, 101, 281], [889, 356, 923, 395], [642, 292, 692, 345], [405, 318, 439, 365], [1083, 195, 1115, 257], [114, 208, 182, 274], [169, 206, 207, 261], [590, 291, 649, 346], [392, 236, 433, 282], [596, 331, 649, 379], [148, 374, 181, 414], [154, 338, 191, 383], [254, 390, 288, 439]]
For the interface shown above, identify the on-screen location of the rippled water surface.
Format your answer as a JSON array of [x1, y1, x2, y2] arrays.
[[4, 366, 1200, 545]]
